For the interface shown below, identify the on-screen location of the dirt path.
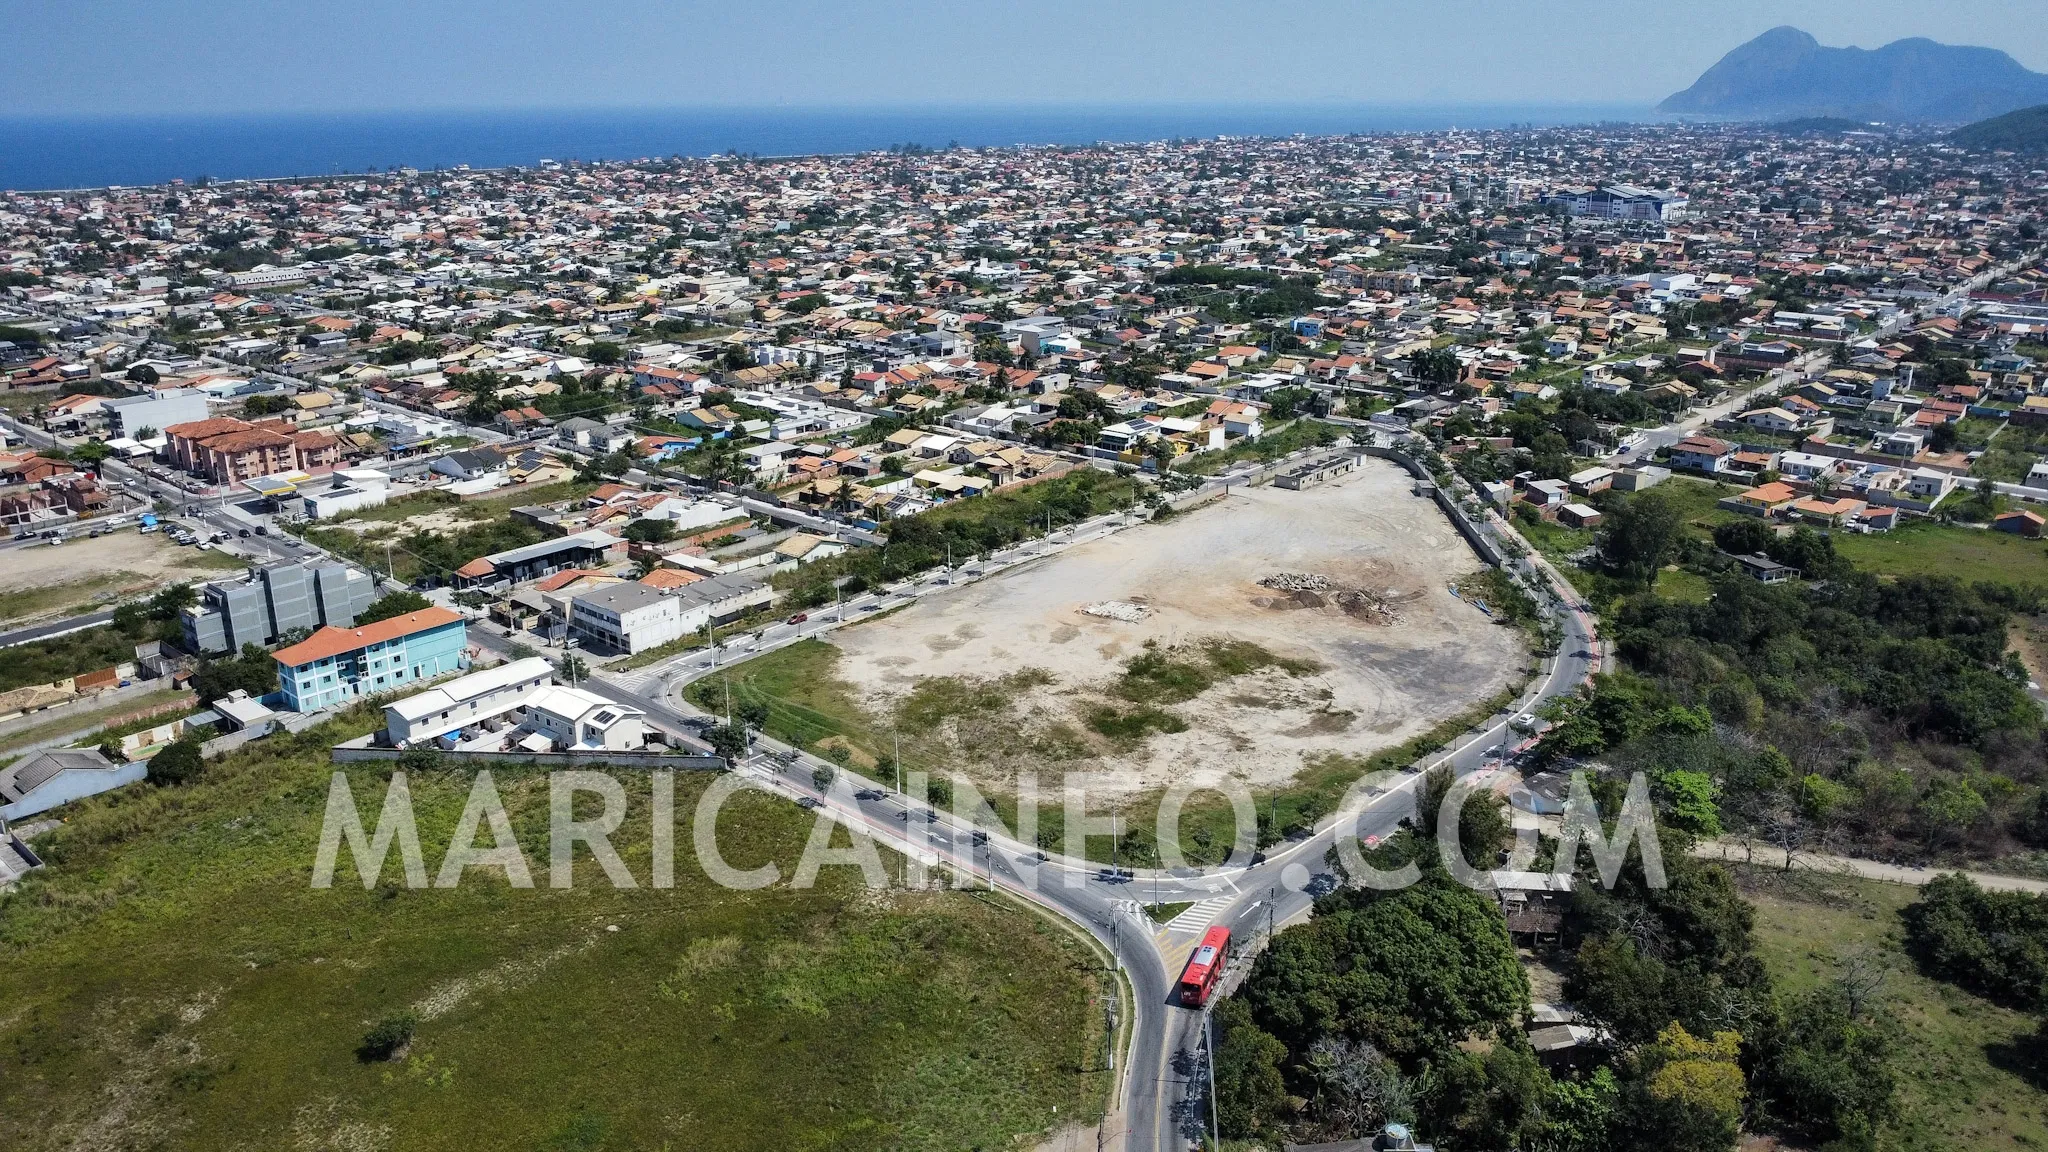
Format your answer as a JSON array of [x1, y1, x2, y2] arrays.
[[1694, 839, 2048, 895]]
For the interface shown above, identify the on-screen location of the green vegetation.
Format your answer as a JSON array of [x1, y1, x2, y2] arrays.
[[0, 572, 146, 625], [0, 688, 191, 756], [356, 589, 433, 624], [0, 618, 162, 693], [1749, 870, 2048, 1150], [1145, 902, 1192, 924], [1175, 418, 1346, 477], [0, 706, 1111, 1150], [1217, 810, 1911, 1151], [306, 510, 547, 584], [771, 468, 1145, 611], [1953, 102, 2048, 153], [1834, 519, 2048, 586], [1901, 874, 2048, 1010]]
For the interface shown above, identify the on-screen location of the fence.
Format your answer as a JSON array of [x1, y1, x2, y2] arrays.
[[331, 746, 727, 770]]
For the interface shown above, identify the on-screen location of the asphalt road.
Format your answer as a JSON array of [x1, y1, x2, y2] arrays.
[[0, 608, 116, 649], [605, 443, 1597, 1152]]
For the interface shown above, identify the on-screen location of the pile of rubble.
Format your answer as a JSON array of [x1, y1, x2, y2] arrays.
[[1081, 600, 1150, 623], [1256, 573, 1400, 624], [1258, 573, 1333, 593]]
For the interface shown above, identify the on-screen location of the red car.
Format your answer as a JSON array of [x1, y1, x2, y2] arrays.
[[787, 613, 809, 625]]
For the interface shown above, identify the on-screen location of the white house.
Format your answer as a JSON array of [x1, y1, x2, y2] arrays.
[[1777, 452, 1843, 482], [521, 686, 647, 752], [1, 748, 147, 820], [382, 656, 556, 748]]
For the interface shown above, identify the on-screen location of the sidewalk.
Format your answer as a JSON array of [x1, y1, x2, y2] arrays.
[[1693, 839, 2048, 895]]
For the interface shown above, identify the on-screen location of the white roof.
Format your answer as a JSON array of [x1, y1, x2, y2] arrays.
[[387, 657, 554, 722], [1492, 871, 1575, 893], [527, 685, 641, 728]]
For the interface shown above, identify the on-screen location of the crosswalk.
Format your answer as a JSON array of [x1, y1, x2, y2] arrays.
[[1160, 895, 1236, 935]]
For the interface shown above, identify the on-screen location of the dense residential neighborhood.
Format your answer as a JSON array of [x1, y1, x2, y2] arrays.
[[3, 105, 2048, 1152]]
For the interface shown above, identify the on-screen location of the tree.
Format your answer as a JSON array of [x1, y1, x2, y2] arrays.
[[704, 722, 750, 763], [148, 738, 206, 787], [356, 590, 431, 625], [1214, 997, 1292, 1140], [1408, 347, 1463, 387], [126, 363, 159, 384], [557, 655, 590, 684], [1711, 517, 1773, 557], [1622, 1024, 1745, 1152], [71, 440, 113, 466], [190, 642, 278, 704], [622, 518, 678, 544], [1598, 489, 1683, 586], [1238, 871, 1528, 1066]]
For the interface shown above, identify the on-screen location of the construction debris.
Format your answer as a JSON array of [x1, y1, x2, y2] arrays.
[[1081, 600, 1150, 623], [1256, 573, 1401, 624]]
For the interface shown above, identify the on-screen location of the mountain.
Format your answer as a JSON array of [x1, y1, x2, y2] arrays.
[[1659, 26, 2048, 123], [1953, 103, 2048, 153]]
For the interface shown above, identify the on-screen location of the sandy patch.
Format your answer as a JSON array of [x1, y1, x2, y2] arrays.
[[0, 532, 246, 623], [828, 459, 1525, 795]]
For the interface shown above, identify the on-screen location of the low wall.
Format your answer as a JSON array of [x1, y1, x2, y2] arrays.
[[331, 746, 728, 770]]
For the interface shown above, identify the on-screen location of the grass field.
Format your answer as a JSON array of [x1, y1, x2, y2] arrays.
[[0, 707, 1111, 1152], [1834, 519, 2048, 586], [1742, 868, 2048, 1151]]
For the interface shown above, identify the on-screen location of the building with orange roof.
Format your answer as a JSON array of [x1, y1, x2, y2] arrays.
[[273, 607, 467, 711], [637, 567, 705, 591], [163, 416, 341, 484]]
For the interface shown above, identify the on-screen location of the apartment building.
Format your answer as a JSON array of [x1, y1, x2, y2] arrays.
[[161, 416, 343, 484], [101, 388, 209, 439], [273, 607, 467, 712], [181, 559, 377, 654]]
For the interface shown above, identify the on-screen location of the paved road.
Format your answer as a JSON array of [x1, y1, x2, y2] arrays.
[[0, 608, 116, 649], [602, 442, 1597, 1152]]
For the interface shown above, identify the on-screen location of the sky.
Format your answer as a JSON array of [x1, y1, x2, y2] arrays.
[[4, 0, 2046, 117]]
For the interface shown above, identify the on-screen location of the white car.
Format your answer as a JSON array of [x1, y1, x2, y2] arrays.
[[1510, 713, 1539, 732]]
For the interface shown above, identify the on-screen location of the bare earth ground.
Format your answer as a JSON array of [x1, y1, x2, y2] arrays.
[[0, 533, 243, 626], [828, 459, 1524, 795]]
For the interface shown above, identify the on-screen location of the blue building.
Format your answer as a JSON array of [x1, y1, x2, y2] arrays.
[[272, 607, 468, 712]]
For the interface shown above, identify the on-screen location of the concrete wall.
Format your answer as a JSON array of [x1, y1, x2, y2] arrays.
[[330, 746, 727, 770]]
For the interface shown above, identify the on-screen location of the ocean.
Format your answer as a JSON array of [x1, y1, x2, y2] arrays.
[[0, 103, 1654, 192]]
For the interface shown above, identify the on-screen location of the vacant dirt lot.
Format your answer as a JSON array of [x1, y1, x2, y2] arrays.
[[828, 458, 1526, 795], [0, 533, 243, 625]]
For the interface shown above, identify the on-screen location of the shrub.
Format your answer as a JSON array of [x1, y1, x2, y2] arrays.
[[148, 739, 206, 787], [356, 1011, 417, 1062]]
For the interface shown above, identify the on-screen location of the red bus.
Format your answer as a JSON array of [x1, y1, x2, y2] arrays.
[[1176, 926, 1231, 1007]]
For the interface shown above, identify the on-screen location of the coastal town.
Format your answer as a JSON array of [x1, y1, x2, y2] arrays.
[[3, 108, 2048, 1152]]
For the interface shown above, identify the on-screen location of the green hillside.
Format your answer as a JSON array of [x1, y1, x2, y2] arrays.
[[1954, 102, 2048, 152]]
